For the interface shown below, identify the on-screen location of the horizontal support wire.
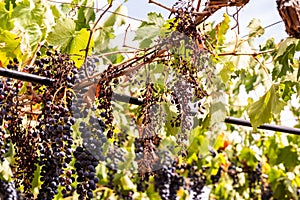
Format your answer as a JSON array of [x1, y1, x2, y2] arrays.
[[0, 68, 55, 86], [1, 68, 300, 135]]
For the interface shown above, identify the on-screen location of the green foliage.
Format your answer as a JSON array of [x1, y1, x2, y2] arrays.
[[1, 0, 300, 199], [75, 0, 95, 30], [47, 18, 93, 67], [0, 30, 22, 65], [103, 4, 127, 27], [273, 38, 300, 79], [0, 2, 14, 30], [134, 12, 165, 48], [248, 84, 286, 129], [206, 14, 230, 51], [247, 19, 265, 38]]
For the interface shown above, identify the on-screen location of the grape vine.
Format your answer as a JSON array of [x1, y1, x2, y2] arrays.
[[0, 0, 300, 199]]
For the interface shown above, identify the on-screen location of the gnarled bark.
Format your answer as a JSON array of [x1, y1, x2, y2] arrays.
[[276, 0, 300, 38], [195, 0, 250, 24]]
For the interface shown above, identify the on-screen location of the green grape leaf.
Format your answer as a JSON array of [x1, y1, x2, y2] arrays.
[[274, 45, 295, 78], [260, 38, 276, 51], [5, 0, 16, 10], [0, 29, 22, 66], [120, 175, 135, 191], [25, 23, 43, 50], [268, 166, 283, 183], [139, 38, 153, 49], [107, 53, 124, 64], [50, 5, 61, 19], [94, 26, 115, 53], [31, 164, 41, 194], [216, 14, 230, 46], [47, 18, 93, 67], [243, 72, 258, 93], [275, 146, 298, 170], [239, 147, 258, 168], [187, 126, 206, 161], [278, 81, 296, 102], [0, 160, 13, 181], [76, 0, 95, 30], [220, 61, 234, 83], [247, 18, 264, 38], [0, 2, 14, 30], [207, 14, 230, 48], [12, 0, 45, 27], [103, 4, 127, 27], [146, 179, 162, 200], [134, 12, 165, 48], [147, 12, 165, 26], [68, 28, 93, 67], [264, 136, 279, 166], [84, 0, 95, 23], [230, 42, 252, 70], [47, 18, 76, 50], [248, 84, 286, 129], [210, 92, 228, 126], [273, 177, 298, 200], [163, 102, 180, 137], [134, 24, 161, 41], [276, 38, 299, 58], [272, 38, 298, 79]]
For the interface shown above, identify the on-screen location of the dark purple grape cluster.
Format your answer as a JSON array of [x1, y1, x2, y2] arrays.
[[0, 61, 40, 198], [0, 180, 22, 200], [0, 133, 10, 162], [261, 185, 273, 200], [247, 163, 262, 198], [146, 151, 206, 200], [227, 164, 239, 185], [154, 164, 183, 200], [187, 164, 206, 200], [6, 59, 19, 70], [210, 167, 222, 184], [79, 119, 105, 161], [0, 107, 10, 163], [73, 146, 99, 200], [27, 51, 77, 199]]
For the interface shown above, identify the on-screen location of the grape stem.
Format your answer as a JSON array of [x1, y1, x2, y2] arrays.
[[1, 64, 300, 135], [83, 2, 113, 80]]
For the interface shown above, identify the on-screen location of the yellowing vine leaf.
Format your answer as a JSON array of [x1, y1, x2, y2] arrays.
[[12, 0, 45, 27], [247, 18, 264, 38], [103, 4, 127, 27], [0, 2, 14, 30], [210, 91, 228, 126], [47, 18, 94, 67], [248, 84, 286, 129], [134, 12, 165, 48], [0, 29, 22, 66]]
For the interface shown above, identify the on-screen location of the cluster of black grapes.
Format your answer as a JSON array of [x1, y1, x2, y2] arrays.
[[153, 154, 183, 200], [244, 163, 262, 198], [0, 51, 107, 199], [0, 79, 10, 162], [210, 167, 222, 184], [70, 56, 109, 199], [0, 58, 40, 198], [25, 50, 76, 200], [154, 165, 183, 200], [0, 180, 21, 200], [153, 154, 206, 200], [73, 146, 99, 199], [187, 164, 206, 199]]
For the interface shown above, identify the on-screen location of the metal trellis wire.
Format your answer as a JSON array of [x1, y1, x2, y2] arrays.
[[1, 67, 300, 135]]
